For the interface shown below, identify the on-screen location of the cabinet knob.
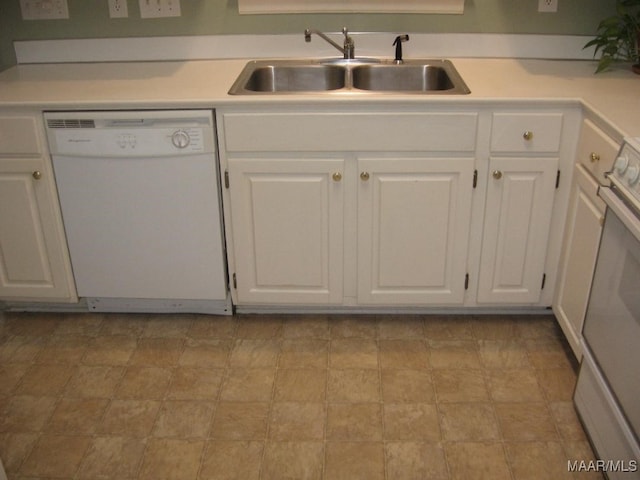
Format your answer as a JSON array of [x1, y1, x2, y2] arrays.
[[492, 170, 503, 180], [590, 152, 601, 163], [32, 171, 42, 180], [523, 131, 533, 141], [360, 171, 370, 181], [332, 172, 342, 182]]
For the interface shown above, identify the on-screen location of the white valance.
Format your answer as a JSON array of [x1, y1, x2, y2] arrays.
[[238, 0, 465, 14]]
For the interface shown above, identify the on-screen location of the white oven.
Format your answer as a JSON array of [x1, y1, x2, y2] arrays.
[[574, 138, 640, 478]]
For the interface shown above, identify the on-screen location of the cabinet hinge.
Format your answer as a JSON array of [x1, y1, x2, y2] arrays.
[[225, 170, 230, 189], [464, 273, 470, 290], [555, 170, 560, 189], [473, 169, 478, 189], [541, 273, 546, 290], [232, 273, 237, 289]]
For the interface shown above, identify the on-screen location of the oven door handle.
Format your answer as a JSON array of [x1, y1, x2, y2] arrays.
[[599, 186, 640, 242]]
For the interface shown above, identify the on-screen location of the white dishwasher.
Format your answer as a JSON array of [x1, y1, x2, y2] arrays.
[[45, 110, 231, 314]]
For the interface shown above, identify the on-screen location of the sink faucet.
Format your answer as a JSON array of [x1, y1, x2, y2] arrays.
[[304, 27, 355, 59], [393, 34, 410, 64]]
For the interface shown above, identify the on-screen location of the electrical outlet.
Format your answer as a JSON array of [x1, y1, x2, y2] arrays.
[[20, 0, 69, 20], [538, 0, 558, 13], [108, 0, 129, 18], [139, 0, 181, 18]]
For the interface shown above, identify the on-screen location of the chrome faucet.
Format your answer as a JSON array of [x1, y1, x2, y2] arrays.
[[304, 27, 355, 59]]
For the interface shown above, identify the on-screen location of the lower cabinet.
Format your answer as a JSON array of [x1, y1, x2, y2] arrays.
[[477, 156, 559, 304]]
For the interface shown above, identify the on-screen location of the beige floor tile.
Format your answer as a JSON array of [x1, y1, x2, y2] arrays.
[[516, 314, 563, 339], [327, 368, 381, 403], [20, 434, 92, 478], [0, 336, 44, 363], [0, 364, 29, 395], [0, 432, 39, 474], [99, 314, 148, 336], [129, 337, 184, 366], [536, 367, 578, 401], [379, 339, 430, 369], [386, 442, 449, 480], [550, 401, 590, 441], [15, 364, 74, 396], [477, 339, 532, 369], [99, 399, 161, 437], [65, 365, 124, 398], [378, 315, 424, 339], [262, 441, 324, 480], [45, 397, 109, 434], [471, 315, 522, 341], [236, 315, 282, 338], [325, 441, 385, 480], [188, 316, 237, 339], [179, 338, 232, 367], [153, 400, 215, 438], [429, 340, 481, 369], [167, 366, 224, 400], [5, 313, 60, 336], [525, 336, 576, 370], [433, 368, 489, 403], [279, 338, 328, 368], [77, 436, 146, 479], [506, 441, 575, 480], [220, 367, 276, 402], [229, 338, 280, 367], [282, 315, 330, 339], [0, 395, 57, 432], [269, 402, 325, 440], [115, 366, 172, 399], [274, 368, 326, 402], [55, 313, 104, 336], [200, 440, 263, 480], [445, 442, 512, 480], [487, 368, 545, 402], [210, 402, 270, 440], [381, 368, 435, 403], [327, 403, 382, 440], [495, 402, 559, 441], [439, 402, 501, 441], [384, 403, 441, 441], [562, 440, 604, 479], [35, 334, 89, 364], [330, 315, 378, 338], [141, 315, 194, 338], [330, 338, 379, 368], [424, 315, 474, 342], [82, 334, 137, 365], [138, 438, 204, 480]]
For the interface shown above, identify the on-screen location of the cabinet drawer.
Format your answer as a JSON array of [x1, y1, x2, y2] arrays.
[[576, 119, 619, 183], [491, 112, 563, 153], [222, 112, 478, 152], [0, 116, 41, 156]]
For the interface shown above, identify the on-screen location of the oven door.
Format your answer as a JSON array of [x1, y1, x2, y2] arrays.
[[583, 185, 640, 439]]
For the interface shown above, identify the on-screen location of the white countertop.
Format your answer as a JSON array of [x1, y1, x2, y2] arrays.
[[1, 57, 639, 138]]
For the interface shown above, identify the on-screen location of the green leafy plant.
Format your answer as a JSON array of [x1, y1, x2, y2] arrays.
[[585, 0, 640, 73]]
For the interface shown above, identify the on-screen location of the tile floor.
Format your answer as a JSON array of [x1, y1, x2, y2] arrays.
[[0, 311, 602, 479]]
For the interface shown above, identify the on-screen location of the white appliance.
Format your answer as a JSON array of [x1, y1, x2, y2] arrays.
[[574, 138, 640, 478], [45, 110, 231, 314]]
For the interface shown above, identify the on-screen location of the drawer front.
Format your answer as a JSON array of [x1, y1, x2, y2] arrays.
[[222, 112, 478, 152], [0, 116, 41, 156], [577, 119, 619, 183], [491, 112, 563, 153]]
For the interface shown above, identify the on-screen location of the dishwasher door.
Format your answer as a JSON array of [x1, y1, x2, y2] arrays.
[[47, 110, 229, 313]]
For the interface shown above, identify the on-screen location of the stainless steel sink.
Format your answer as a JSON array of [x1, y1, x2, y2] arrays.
[[228, 59, 470, 95]]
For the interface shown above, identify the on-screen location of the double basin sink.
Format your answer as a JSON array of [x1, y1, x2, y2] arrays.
[[228, 59, 470, 95]]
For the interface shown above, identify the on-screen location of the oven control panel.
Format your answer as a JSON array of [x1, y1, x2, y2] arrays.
[[611, 139, 640, 208]]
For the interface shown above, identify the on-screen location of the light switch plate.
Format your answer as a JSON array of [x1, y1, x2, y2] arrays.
[[108, 0, 129, 18], [139, 0, 181, 18], [20, 0, 69, 20]]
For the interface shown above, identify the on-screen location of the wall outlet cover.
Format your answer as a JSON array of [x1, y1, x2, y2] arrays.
[[108, 0, 129, 18], [538, 0, 558, 13], [139, 0, 181, 18], [20, 0, 69, 20]]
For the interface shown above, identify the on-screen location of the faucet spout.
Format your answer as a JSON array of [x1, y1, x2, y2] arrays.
[[305, 27, 355, 59], [393, 34, 410, 64]]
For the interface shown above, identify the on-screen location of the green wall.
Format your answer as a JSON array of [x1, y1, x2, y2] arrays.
[[0, 0, 617, 72]]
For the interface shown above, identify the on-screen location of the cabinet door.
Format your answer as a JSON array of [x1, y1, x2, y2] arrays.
[[478, 157, 558, 304], [357, 157, 474, 304], [0, 164, 74, 300], [228, 158, 344, 304], [553, 165, 605, 358]]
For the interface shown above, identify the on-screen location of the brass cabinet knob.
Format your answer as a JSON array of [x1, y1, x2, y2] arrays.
[[523, 131, 533, 141], [360, 171, 370, 181], [492, 170, 503, 180], [332, 172, 342, 182], [32, 171, 42, 180], [590, 152, 601, 163]]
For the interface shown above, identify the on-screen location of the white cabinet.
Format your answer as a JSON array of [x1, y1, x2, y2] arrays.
[[477, 112, 563, 304], [357, 156, 474, 305], [227, 157, 344, 304], [554, 118, 620, 359], [0, 113, 76, 302]]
